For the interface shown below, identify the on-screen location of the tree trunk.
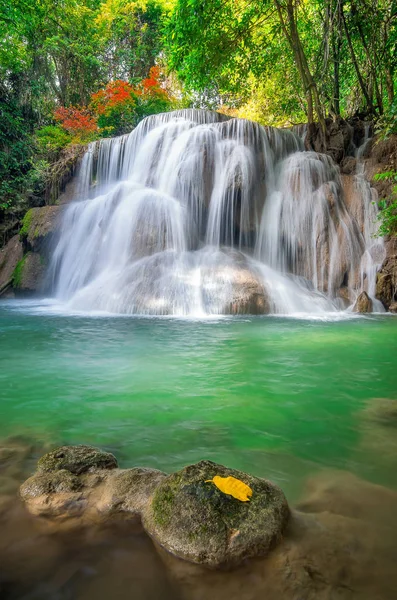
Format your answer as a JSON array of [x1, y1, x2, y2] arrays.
[[341, 2, 373, 113], [275, 0, 326, 144]]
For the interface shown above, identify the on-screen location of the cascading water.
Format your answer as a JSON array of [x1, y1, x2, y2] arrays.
[[354, 126, 385, 310], [48, 109, 383, 316]]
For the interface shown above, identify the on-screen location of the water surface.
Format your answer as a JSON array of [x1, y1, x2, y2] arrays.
[[1, 300, 397, 499]]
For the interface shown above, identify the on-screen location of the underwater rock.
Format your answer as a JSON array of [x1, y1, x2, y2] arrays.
[[143, 459, 289, 568], [353, 291, 372, 313], [37, 444, 118, 474], [360, 397, 397, 428]]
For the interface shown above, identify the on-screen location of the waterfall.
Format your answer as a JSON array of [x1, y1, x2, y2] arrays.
[[48, 109, 382, 316], [354, 126, 385, 310]]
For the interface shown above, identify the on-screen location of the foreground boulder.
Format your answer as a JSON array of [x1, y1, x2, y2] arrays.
[[20, 445, 166, 525], [143, 460, 289, 568], [20, 448, 289, 568], [37, 444, 118, 474]]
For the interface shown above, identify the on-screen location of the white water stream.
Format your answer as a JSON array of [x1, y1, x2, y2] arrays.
[[48, 110, 383, 316]]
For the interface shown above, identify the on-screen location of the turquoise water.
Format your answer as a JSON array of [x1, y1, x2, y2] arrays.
[[1, 299, 397, 499]]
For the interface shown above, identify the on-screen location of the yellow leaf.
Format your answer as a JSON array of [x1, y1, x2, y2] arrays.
[[205, 476, 253, 502]]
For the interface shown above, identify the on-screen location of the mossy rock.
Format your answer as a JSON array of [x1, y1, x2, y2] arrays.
[[20, 469, 83, 499], [19, 205, 63, 255], [143, 460, 290, 568], [37, 445, 118, 475], [12, 252, 46, 294]]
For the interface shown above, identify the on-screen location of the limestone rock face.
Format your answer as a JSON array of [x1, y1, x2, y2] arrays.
[[0, 235, 23, 296], [20, 205, 63, 256], [13, 252, 46, 295], [376, 255, 397, 309], [353, 291, 373, 313], [143, 460, 290, 568]]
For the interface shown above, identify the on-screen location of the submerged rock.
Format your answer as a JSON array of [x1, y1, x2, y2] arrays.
[[353, 291, 372, 313], [143, 460, 289, 568]]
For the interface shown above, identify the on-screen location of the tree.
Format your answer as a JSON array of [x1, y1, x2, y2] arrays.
[[165, 0, 396, 127]]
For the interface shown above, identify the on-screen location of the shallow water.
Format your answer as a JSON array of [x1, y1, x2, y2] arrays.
[[2, 300, 397, 599], [1, 299, 397, 498]]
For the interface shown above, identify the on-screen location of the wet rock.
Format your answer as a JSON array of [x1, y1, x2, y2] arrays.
[[222, 267, 270, 315], [376, 255, 397, 309], [389, 301, 397, 313], [337, 287, 352, 307], [37, 445, 118, 475], [97, 467, 167, 517], [0, 235, 23, 296], [13, 252, 46, 295], [305, 118, 354, 163], [20, 205, 63, 256], [201, 249, 271, 315], [21, 446, 167, 525], [340, 156, 357, 175], [21, 469, 83, 498], [352, 291, 372, 313], [143, 460, 289, 568]]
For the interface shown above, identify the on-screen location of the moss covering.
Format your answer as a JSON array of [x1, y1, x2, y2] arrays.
[[37, 445, 118, 475], [12, 253, 29, 288], [19, 209, 34, 239], [144, 460, 290, 567]]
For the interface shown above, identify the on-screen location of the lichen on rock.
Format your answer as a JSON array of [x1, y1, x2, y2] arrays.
[[143, 459, 290, 568], [37, 445, 118, 475]]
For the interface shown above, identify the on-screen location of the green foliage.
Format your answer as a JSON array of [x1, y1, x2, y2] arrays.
[[165, 0, 397, 125], [376, 171, 397, 237], [0, 0, 172, 228], [376, 100, 397, 139], [0, 87, 34, 213], [35, 126, 72, 156]]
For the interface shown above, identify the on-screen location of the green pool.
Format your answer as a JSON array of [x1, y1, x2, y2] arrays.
[[1, 299, 397, 500]]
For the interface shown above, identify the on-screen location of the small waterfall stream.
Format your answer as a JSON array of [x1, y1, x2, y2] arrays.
[[48, 110, 383, 316]]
